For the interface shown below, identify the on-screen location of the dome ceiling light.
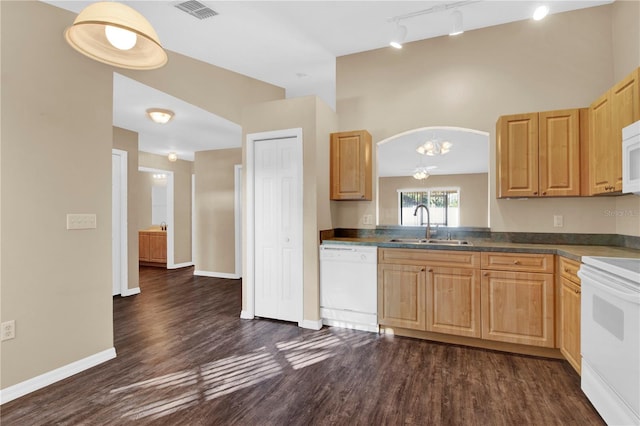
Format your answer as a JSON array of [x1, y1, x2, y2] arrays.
[[64, 2, 168, 70], [146, 108, 175, 124]]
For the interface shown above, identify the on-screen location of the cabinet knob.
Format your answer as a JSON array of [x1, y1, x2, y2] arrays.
[[564, 268, 570, 273], [542, 192, 547, 195], [533, 192, 538, 195], [483, 272, 489, 277], [421, 268, 426, 272], [513, 260, 521, 265], [428, 268, 433, 273]]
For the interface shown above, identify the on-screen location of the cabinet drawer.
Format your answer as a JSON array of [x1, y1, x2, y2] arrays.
[[379, 248, 480, 268], [558, 257, 581, 285], [481, 252, 554, 273]]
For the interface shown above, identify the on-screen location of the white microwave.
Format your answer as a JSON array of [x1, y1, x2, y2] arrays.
[[622, 120, 640, 195]]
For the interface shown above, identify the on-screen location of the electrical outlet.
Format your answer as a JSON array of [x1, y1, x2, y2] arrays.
[[553, 215, 564, 227], [1, 320, 15, 341], [363, 214, 373, 225], [67, 213, 97, 230]]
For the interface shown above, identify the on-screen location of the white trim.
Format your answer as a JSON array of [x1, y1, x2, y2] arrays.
[[121, 287, 141, 297], [240, 310, 254, 320], [112, 149, 128, 295], [299, 319, 323, 330], [0, 348, 116, 405], [234, 164, 243, 279], [191, 173, 196, 268], [168, 262, 194, 269], [139, 167, 174, 268], [194, 270, 241, 279], [245, 128, 304, 325]]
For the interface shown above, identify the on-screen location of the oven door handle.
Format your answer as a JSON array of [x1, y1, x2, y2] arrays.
[[584, 278, 640, 304]]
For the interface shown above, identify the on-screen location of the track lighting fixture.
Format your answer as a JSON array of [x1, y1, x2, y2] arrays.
[[390, 21, 407, 49], [449, 10, 464, 36]]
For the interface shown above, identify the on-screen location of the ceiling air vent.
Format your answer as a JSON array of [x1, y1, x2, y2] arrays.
[[174, 1, 218, 20]]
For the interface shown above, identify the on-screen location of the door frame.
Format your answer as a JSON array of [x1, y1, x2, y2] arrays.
[[112, 149, 128, 296], [242, 128, 303, 324], [234, 164, 243, 278], [139, 166, 175, 268]]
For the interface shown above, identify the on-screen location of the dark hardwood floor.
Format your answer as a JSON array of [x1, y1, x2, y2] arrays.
[[2, 266, 604, 425]]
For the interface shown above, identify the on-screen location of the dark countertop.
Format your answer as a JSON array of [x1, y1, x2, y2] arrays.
[[321, 237, 640, 262]]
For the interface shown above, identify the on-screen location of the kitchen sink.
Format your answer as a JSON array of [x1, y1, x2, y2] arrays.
[[389, 238, 472, 246]]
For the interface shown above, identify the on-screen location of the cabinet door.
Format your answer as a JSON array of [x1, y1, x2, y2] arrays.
[[149, 233, 167, 263], [481, 270, 555, 348], [426, 267, 481, 338], [588, 92, 614, 194], [378, 264, 426, 330], [497, 113, 539, 197], [539, 109, 581, 196], [330, 130, 372, 200], [611, 68, 640, 191], [560, 277, 581, 374], [138, 232, 150, 261]]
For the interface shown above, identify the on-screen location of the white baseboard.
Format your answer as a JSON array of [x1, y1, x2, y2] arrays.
[[168, 262, 194, 269], [240, 310, 254, 320], [300, 319, 323, 330], [121, 287, 141, 297], [0, 347, 116, 405], [194, 270, 241, 280]]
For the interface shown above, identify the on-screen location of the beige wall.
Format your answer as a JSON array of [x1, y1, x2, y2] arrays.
[[194, 148, 242, 275], [113, 127, 140, 291], [379, 174, 489, 228], [334, 4, 640, 236], [612, 0, 640, 82], [1, 1, 114, 388], [138, 152, 193, 265], [242, 96, 338, 322], [137, 171, 154, 230]]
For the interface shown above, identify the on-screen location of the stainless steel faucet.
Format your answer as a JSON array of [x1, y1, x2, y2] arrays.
[[413, 204, 431, 239]]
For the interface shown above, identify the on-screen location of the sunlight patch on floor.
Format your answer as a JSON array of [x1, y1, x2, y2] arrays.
[[112, 329, 375, 420]]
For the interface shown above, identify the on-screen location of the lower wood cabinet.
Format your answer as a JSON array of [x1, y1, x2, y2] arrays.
[[139, 231, 167, 265], [378, 263, 426, 330], [558, 256, 582, 374], [560, 277, 581, 373], [427, 267, 481, 338], [480, 270, 555, 348]]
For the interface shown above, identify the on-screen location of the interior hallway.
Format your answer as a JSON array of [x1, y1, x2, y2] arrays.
[[1, 266, 604, 425]]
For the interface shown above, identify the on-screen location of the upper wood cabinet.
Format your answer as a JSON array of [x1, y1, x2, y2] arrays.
[[497, 109, 583, 198], [330, 130, 372, 200], [587, 67, 640, 195]]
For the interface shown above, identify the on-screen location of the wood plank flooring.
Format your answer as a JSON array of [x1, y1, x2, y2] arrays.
[[1, 266, 604, 425]]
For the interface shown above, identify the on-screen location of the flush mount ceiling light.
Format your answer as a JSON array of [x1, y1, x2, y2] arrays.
[[417, 140, 453, 156], [167, 152, 178, 162], [533, 5, 550, 21], [390, 21, 408, 49], [146, 108, 175, 124], [64, 2, 167, 70], [449, 10, 464, 36]]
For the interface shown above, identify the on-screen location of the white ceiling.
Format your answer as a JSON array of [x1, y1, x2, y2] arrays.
[[44, 0, 612, 167]]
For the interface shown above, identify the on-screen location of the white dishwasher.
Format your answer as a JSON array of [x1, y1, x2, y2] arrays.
[[320, 244, 378, 332]]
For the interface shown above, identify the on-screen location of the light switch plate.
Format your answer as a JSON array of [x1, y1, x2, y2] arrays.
[[67, 214, 97, 230], [553, 215, 563, 227]]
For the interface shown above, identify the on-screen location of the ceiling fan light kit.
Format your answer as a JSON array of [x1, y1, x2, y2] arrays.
[[64, 1, 168, 70]]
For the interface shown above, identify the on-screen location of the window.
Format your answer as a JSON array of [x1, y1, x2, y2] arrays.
[[398, 188, 460, 227]]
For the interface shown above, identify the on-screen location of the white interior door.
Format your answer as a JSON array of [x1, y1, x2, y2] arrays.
[[254, 137, 302, 323], [112, 153, 122, 296]]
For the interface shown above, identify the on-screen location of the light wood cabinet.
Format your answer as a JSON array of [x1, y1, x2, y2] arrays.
[[497, 109, 583, 198], [481, 253, 555, 348], [558, 257, 582, 374], [587, 67, 640, 194], [378, 263, 426, 330], [330, 130, 372, 200], [139, 230, 167, 265], [427, 267, 481, 338], [378, 248, 480, 337]]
